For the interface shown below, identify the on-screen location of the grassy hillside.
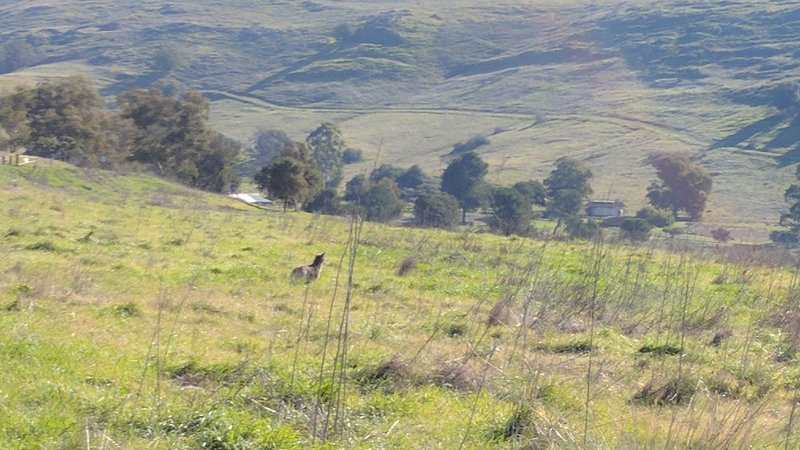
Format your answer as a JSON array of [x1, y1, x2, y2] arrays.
[[4, 162, 800, 448], [2, 0, 800, 224]]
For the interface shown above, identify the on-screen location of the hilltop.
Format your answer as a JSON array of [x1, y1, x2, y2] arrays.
[[2, 0, 800, 224], [3, 159, 800, 448]]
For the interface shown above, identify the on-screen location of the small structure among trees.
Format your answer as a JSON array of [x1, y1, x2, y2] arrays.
[[586, 200, 625, 218]]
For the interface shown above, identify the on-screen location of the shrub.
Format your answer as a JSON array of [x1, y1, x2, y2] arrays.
[[636, 206, 674, 228], [342, 148, 363, 164], [451, 135, 489, 155], [633, 376, 696, 406], [414, 192, 460, 229], [620, 218, 653, 241], [302, 188, 342, 215], [397, 257, 417, 276], [565, 217, 601, 240], [711, 227, 733, 243]]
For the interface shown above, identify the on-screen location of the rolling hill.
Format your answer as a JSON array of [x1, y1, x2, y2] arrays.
[[2, 0, 800, 225]]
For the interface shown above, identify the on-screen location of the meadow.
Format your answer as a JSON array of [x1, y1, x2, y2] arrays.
[[3, 161, 800, 448], [3, 0, 800, 224]]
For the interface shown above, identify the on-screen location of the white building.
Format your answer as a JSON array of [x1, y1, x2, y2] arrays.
[[229, 193, 273, 206], [586, 200, 625, 217]]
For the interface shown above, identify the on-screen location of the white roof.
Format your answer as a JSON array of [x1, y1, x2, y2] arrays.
[[229, 193, 272, 204]]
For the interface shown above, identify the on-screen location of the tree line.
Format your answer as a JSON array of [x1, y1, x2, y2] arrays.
[[0, 76, 241, 192], [0, 76, 723, 241], [253, 122, 715, 241]]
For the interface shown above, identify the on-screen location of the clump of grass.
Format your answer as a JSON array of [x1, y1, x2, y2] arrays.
[[632, 376, 697, 406], [25, 241, 59, 252], [353, 355, 413, 392], [710, 329, 732, 347], [397, 256, 417, 276], [429, 361, 479, 391], [104, 301, 142, 318], [3, 300, 19, 311], [490, 405, 533, 441], [4, 228, 21, 237], [487, 298, 513, 327], [445, 322, 468, 338], [536, 339, 595, 354], [638, 343, 682, 356], [192, 301, 226, 315], [168, 360, 244, 387]]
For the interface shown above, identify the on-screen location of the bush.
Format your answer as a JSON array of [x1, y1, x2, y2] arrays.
[[342, 148, 363, 164], [620, 218, 653, 241], [564, 217, 601, 239], [710, 227, 732, 243], [451, 135, 489, 155], [636, 206, 674, 228], [414, 192, 460, 229], [488, 187, 533, 236], [771, 230, 799, 245], [302, 188, 342, 215]]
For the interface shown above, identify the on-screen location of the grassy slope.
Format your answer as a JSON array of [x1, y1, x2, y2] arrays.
[[3, 162, 800, 448], [1, 1, 799, 224]]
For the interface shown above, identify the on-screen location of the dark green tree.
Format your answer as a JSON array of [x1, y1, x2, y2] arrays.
[[772, 166, 800, 244], [119, 89, 240, 191], [303, 188, 343, 215], [441, 152, 489, 224], [238, 128, 292, 176], [254, 156, 321, 211], [544, 157, 593, 227], [646, 153, 712, 220], [370, 164, 405, 182], [489, 187, 533, 236], [414, 192, 460, 230], [397, 165, 429, 189], [345, 174, 367, 201], [24, 76, 122, 166], [512, 180, 547, 206], [620, 218, 653, 241], [0, 86, 32, 152], [307, 122, 345, 188], [635, 206, 674, 228], [360, 177, 405, 222]]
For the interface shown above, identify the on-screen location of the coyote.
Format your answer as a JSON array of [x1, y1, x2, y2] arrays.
[[291, 253, 325, 282]]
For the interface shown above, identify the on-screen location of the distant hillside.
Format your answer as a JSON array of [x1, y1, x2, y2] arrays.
[[2, 0, 800, 224]]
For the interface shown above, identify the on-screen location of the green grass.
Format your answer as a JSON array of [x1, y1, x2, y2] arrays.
[[2, 1, 800, 226], [3, 163, 800, 447]]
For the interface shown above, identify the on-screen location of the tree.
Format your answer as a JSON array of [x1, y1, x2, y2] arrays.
[[620, 218, 653, 241], [359, 177, 405, 222], [414, 192, 460, 229], [345, 174, 367, 201], [710, 227, 732, 243], [370, 164, 405, 182], [646, 153, 712, 220], [238, 128, 292, 176], [119, 89, 240, 191], [772, 166, 800, 244], [0, 86, 32, 152], [489, 187, 533, 236], [513, 180, 546, 206], [24, 76, 122, 166], [303, 188, 342, 215], [342, 148, 363, 164], [254, 156, 321, 211], [397, 165, 429, 189], [544, 157, 593, 227], [307, 122, 345, 188], [152, 46, 188, 73], [441, 152, 489, 224], [635, 206, 675, 228]]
